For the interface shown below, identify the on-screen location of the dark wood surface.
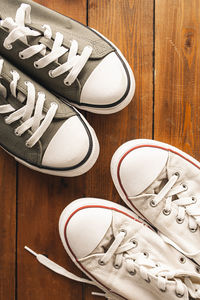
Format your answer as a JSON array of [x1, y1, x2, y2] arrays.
[[1, 0, 200, 299]]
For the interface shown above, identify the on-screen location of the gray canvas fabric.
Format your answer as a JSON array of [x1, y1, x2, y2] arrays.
[[0, 56, 79, 167], [0, 0, 115, 104], [0, 0, 114, 58]]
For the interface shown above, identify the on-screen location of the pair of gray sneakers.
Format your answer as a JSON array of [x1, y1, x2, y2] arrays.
[[0, 0, 135, 176]]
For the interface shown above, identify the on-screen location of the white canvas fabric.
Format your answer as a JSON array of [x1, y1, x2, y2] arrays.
[[111, 139, 200, 265], [26, 198, 200, 300]]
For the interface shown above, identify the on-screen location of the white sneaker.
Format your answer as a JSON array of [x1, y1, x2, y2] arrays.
[[111, 139, 200, 265], [26, 198, 200, 300]]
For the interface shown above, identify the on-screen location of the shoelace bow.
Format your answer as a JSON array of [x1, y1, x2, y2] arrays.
[[0, 58, 58, 147], [25, 230, 200, 299], [130, 172, 200, 232], [0, 3, 93, 86]]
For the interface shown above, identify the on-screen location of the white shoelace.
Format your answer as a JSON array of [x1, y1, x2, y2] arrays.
[[130, 173, 200, 232], [0, 58, 58, 148], [1, 3, 93, 86], [25, 230, 200, 299]]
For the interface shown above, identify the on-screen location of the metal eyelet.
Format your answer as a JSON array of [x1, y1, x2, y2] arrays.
[[176, 217, 184, 224], [113, 263, 121, 269], [48, 70, 55, 78], [130, 239, 138, 248], [160, 288, 167, 293], [24, 81, 30, 86], [196, 266, 200, 273], [150, 200, 157, 207], [4, 43, 12, 50], [174, 172, 180, 178], [145, 277, 151, 283], [189, 226, 198, 233], [143, 252, 149, 258], [128, 269, 136, 276], [25, 141, 31, 148], [155, 263, 160, 267], [179, 256, 186, 264], [120, 229, 127, 236], [34, 61, 39, 68], [191, 197, 197, 204], [182, 183, 188, 190], [14, 129, 20, 136], [175, 291, 184, 298], [163, 209, 171, 216], [64, 80, 70, 86], [19, 52, 24, 59], [98, 259, 105, 266]]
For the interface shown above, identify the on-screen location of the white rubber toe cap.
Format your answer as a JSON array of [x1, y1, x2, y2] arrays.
[[80, 52, 128, 106], [119, 146, 169, 196], [62, 205, 112, 259], [42, 116, 90, 168]]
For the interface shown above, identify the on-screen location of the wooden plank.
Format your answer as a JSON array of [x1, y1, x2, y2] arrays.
[[0, 150, 16, 300], [85, 0, 154, 297], [155, 0, 200, 158], [17, 1, 87, 300]]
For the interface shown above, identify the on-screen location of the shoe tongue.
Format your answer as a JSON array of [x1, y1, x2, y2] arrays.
[[144, 166, 168, 195], [91, 210, 143, 255], [92, 227, 114, 254]]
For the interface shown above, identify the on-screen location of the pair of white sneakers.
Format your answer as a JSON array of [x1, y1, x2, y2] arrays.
[[26, 139, 200, 300]]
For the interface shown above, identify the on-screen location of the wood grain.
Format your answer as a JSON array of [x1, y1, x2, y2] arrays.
[[85, 0, 153, 201], [0, 150, 16, 300], [154, 0, 200, 159]]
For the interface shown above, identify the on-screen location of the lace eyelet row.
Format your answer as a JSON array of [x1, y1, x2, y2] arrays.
[[179, 256, 186, 264], [17, 48, 72, 86]]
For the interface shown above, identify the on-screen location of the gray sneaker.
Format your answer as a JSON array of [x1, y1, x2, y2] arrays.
[[0, 55, 99, 176], [0, 0, 135, 114]]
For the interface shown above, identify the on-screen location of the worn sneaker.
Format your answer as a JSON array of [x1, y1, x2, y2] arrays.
[[111, 139, 200, 265], [0, 1, 135, 114], [26, 198, 200, 300], [0, 56, 99, 176]]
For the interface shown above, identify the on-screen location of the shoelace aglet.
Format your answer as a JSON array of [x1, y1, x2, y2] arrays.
[[24, 245, 38, 257]]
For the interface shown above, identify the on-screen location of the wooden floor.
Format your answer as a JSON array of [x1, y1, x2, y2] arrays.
[[1, 0, 200, 299]]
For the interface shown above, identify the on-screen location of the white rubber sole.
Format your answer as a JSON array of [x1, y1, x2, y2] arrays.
[[72, 28, 135, 115], [111, 139, 200, 215], [12, 112, 100, 177], [58, 197, 145, 299]]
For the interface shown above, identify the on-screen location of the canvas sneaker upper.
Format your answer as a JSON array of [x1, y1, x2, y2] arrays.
[[111, 139, 200, 265], [0, 55, 99, 176], [26, 198, 200, 300], [0, 0, 135, 114]]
